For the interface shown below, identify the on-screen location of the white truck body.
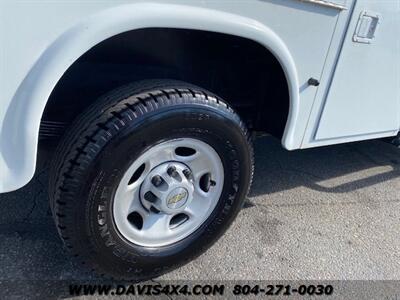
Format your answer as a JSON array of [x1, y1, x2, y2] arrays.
[[0, 0, 399, 192]]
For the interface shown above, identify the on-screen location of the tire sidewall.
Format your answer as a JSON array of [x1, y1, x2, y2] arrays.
[[70, 105, 251, 277]]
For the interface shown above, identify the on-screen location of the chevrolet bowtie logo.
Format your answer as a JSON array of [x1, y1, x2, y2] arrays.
[[168, 192, 187, 205]]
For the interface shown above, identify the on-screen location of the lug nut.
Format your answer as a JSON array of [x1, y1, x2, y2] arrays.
[[167, 166, 178, 177], [150, 206, 161, 214], [144, 191, 158, 203], [151, 175, 163, 187], [183, 169, 192, 178]]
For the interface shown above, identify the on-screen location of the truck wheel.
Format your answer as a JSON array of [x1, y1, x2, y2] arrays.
[[49, 80, 253, 280]]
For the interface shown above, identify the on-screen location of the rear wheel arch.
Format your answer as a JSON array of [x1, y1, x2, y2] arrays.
[[1, 3, 298, 192], [43, 28, 291, 142]]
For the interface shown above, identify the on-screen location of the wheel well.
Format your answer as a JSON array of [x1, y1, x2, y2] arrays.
[[41, 28, 289, 140]]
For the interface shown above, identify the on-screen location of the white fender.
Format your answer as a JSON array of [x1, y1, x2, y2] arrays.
[[0, 3, 299, 192]]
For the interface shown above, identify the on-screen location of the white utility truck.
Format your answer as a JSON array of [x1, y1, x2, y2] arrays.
[[0, 0, 398, 279]]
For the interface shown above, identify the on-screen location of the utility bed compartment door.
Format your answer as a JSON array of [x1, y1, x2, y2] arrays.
[[315, 0, 400, 141]]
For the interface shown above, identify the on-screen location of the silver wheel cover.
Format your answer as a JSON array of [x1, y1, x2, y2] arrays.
[[113, 138, 224, 247]]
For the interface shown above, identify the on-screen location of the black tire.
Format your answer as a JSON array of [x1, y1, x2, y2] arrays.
[[49, 80, 253, 280]]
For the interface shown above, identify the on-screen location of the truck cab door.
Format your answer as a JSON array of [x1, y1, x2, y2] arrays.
[[307, 0, 400, 145]]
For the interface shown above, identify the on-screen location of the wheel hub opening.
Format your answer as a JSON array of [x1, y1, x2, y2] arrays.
[[140, 162, 194, 215]]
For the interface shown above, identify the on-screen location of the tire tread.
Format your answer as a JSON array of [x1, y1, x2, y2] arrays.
[[49, 80, 254, 280]]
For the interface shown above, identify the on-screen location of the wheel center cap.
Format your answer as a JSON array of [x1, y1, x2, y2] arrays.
[[140, 162, 194, 214], [167, 187, 189, 209]]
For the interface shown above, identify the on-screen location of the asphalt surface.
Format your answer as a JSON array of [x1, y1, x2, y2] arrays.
[[1, 136, 400, 296]]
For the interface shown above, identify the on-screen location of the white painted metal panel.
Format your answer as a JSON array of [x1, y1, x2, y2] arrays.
[[314, 0, 400, 141], [0, 0, 341, 192]]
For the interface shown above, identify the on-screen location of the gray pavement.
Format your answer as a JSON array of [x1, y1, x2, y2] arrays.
[[1, 136, 400, 286]]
